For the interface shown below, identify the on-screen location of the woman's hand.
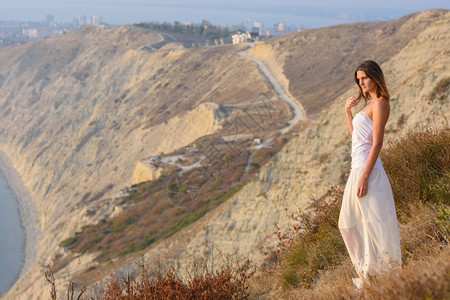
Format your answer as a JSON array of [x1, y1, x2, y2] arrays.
[[356, 175, 368, 198], [345, 97, 359, 112], [345, 97, 359, 135]]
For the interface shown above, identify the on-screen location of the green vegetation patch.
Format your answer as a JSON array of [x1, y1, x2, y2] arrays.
[[275, 186, 346, 288], [59, 141, 266, 262]]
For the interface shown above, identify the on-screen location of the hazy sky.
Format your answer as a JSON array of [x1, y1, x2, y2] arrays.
[[0, 0, 448, 28]]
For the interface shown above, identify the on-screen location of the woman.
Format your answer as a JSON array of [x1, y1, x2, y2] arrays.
[[338, 60, 401, 289]]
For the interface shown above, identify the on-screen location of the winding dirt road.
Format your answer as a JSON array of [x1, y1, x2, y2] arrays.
[[136, 33, 164, 51], [238, 44, 309, 171], [238, 45, 307, 133]]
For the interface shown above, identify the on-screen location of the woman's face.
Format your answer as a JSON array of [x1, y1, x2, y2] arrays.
[[356, 70, 377, 95]]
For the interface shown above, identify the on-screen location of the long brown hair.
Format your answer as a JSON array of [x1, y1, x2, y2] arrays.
[[354, 60, 390, 103]]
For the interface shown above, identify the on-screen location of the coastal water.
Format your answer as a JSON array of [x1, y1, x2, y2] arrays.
[[0, 170, 25, 294]]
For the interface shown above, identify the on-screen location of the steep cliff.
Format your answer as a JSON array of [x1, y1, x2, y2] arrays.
[[0, 25, 281, 298], [1, 9, 448, 299]]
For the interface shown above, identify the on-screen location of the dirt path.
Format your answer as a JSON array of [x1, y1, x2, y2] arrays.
[[238, 45, 307, 133], [136, 33, 164, 51], [238, 45, 309, 170]]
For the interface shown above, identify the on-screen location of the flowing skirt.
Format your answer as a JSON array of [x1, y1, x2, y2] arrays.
[[339, 167, 401, 280]]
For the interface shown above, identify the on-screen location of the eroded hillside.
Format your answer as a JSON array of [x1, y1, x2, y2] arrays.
[[1, 9, 449, 299], [248, 9, 447, 115], [0, 24, 288, 298]]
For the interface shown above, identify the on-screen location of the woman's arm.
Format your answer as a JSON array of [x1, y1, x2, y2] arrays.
[[356, 100, 390, 197], [345, 97, 359, 134]]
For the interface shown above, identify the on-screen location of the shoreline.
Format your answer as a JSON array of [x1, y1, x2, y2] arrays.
[[0, 150, 39, 284]]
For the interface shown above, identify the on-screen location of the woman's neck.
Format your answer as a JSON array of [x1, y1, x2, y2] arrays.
[[368, 91, 377, 99]]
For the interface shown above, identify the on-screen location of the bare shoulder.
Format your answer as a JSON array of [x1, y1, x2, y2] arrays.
[[372, 98, 390, 120], [373, 98, 390, 111]]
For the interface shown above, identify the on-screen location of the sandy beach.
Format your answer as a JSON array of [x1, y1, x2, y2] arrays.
[[0, 150, 39, 280]]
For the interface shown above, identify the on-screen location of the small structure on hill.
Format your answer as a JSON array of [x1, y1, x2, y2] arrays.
[[232, 31, 251, 44], [254, 137, 263, 144], [119, 185, 139, 195]]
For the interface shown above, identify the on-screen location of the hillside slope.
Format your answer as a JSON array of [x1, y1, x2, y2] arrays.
[[248, 9, 446, 115], [1, 9, 449, 299], [110, 7, 449, 293], [0, 25, 282, 298]]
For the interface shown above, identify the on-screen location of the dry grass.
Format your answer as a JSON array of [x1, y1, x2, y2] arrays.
[[99, 251, 255, 300], [250, 122, 449, 299], [45, 249, 255, 299], [381, 123, 449, 217], [46, 249, 255, 299], [361, 246, 449, 299], [270, 202, 449, 300]]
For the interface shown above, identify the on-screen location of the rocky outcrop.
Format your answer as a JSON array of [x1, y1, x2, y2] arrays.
[[132, 161, 162, 185], [132, 102, 224, 184]]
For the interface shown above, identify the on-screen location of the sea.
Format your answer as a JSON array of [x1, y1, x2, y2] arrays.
[[0, 169, 25, 295]]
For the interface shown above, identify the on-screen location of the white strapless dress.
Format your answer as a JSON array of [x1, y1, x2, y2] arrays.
[[338, 111, 401, 284]]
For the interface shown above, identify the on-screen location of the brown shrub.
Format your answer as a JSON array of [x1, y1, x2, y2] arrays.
[[100, 252, 255, 300]]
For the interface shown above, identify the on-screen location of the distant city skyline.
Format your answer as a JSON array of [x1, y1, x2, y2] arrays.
[[0, 1, 449, 28]]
